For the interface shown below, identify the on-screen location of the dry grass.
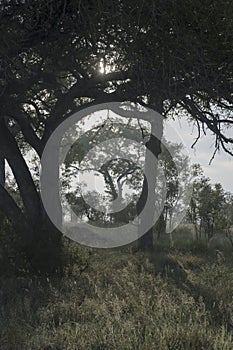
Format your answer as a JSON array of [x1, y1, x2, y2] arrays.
[[0, 241, 232, 349]]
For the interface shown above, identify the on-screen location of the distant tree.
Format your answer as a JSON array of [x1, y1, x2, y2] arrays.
[[223, 192, 233, 248], [187, 178, 229, 240], [150, 143, 202, 244], [62, 120, 145, 226]]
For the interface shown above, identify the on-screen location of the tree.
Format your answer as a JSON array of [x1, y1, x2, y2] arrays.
[[62, 119, 144, 226], [0, 0, 232, 268], [224, 193, 233, 248], [187, 177, 229, 240]]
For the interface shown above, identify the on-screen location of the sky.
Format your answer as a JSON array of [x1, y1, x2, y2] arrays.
[[167, 118, 233, 193]]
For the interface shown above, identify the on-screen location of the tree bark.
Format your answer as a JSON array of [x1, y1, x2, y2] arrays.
[[0, 120, 63, 274], [0, 184, 27, 231], [0, 121, 41, 226], [0, 157, 5, 187], [137, 111, 164, 251], [155, 211, 166, 240]]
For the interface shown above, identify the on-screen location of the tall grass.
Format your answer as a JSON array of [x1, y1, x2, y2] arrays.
[[0, 239, 232, 349]]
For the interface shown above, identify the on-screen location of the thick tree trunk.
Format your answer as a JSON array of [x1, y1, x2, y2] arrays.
[[26, 216, 63, 275], [0, 186, 63, 274], [0, 157, 5, 187], [0, 120, 63, 274], [137, 112, 164, 251], [0, 184, 28, 231], [0, 121, 41, 225]]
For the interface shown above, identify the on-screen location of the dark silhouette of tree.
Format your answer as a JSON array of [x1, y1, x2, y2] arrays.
[[0, 0, 232, 267]]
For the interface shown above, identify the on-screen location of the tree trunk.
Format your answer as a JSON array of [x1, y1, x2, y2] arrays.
[[194, 223, 199, 240], [26, 216, 63, 275], [0, 120, 63, 274], [0, 184, 28, 231], [155, 211, 166, 240], [0, 157, 5, 187], [137, 109, 164, 251], [0, 121, 41, 225]]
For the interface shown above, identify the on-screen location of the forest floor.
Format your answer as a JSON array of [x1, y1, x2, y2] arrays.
[[0, 240, 233, 350]]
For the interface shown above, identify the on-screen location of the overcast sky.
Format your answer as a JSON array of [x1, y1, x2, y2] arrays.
[[167, 118, 233, 193]]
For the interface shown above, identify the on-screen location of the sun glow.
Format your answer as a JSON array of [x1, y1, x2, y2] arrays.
[[99, 58, 115, 74]]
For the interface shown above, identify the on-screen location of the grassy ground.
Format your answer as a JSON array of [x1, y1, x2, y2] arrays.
[[0, 240, 232, 350]]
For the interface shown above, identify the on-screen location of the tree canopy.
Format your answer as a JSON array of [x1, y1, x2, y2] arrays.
[[1, 0, 232, 149], [0, 0, 232, 269]]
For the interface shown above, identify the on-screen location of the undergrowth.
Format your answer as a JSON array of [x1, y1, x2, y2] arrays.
[[0, 239, 232, 349]]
